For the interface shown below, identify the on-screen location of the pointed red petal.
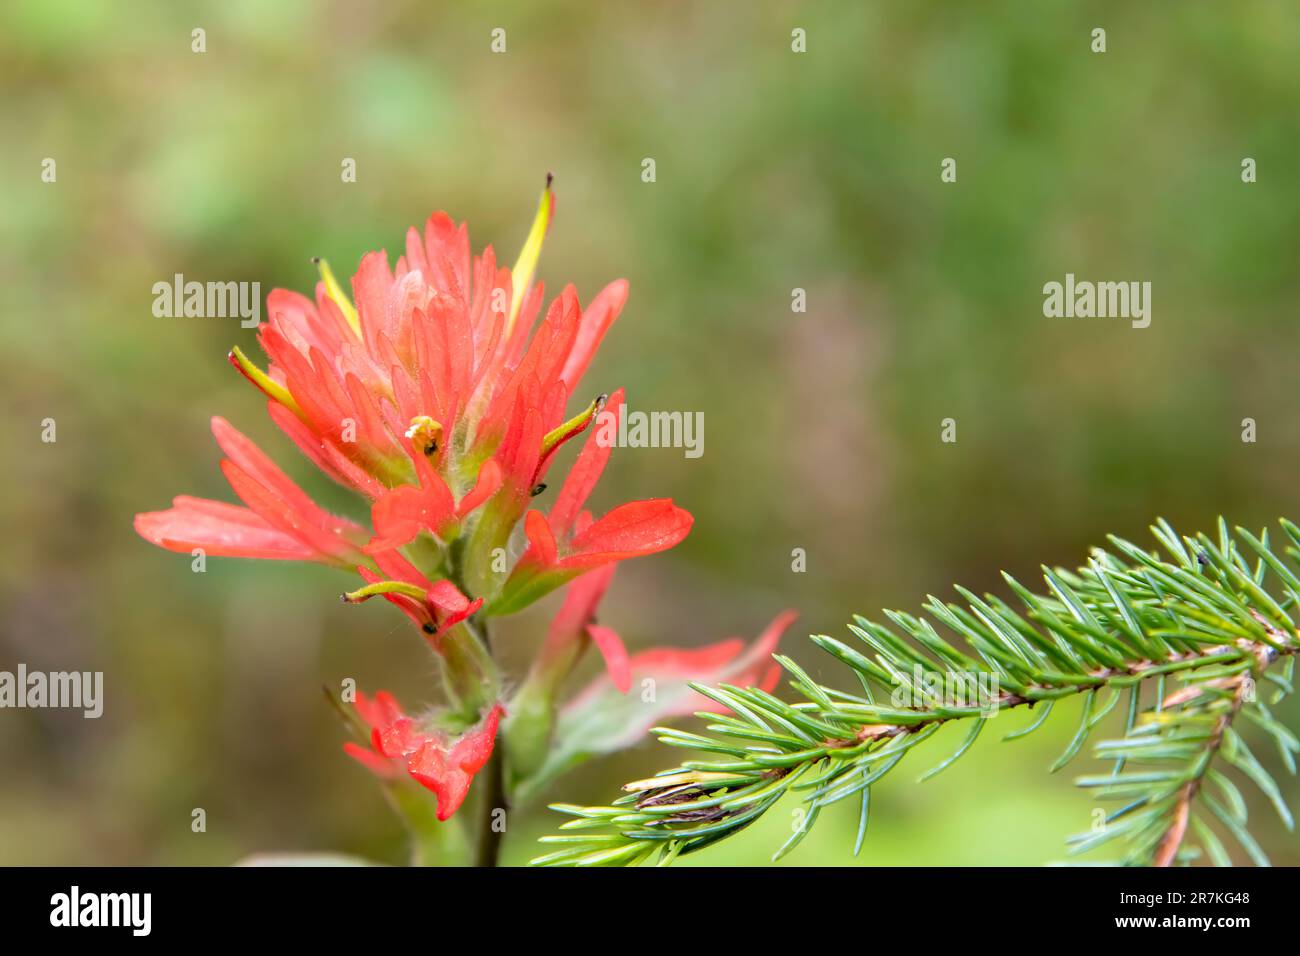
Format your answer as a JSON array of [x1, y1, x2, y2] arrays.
[[423, 212, 471, 300], [449, 704, 504, 774], [523, 510, 560, 566], [352, 690, 386, 730], [560, 279, 628, 391], [549, 388, 624, 539], [546, 564, 616, 642], [563, 498, 693, 568], [266, 400, 386, 497], [407, 704, 504, 821], [134, 496, 318, 561], [343, 741, 401, 779], [211, 417, 366, 555], [351, 250, 394, 351], [457, 459, 503, 518], [425, 579, 472, 614], [424, 580, 483, 639], [220, 459, 361, 565], [211, 417, 337, 527], [586, 624, 631, 694], [366, 481, 454, 553], [555, 613, 797, 764]]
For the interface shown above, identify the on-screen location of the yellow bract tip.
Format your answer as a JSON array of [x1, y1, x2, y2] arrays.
[[229, 345, 303, 418], [315, 257, 362, 338], [507, 178, 555, 339]]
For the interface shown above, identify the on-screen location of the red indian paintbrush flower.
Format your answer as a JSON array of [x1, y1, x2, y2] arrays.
[[135, 180, 691, 622], [134, 183, 786, 840], [345, 690, 504, 821]]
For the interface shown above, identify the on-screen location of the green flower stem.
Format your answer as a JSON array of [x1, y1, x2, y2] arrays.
[[438, 621, 497, 720], [475, 739, 508, 867], [469, 616, 508, 868], [392, 782, 470, 866], [503, 627, 592, 790]]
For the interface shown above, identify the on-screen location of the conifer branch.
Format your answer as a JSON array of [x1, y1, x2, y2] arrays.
[[533, 517, 1300, 866]]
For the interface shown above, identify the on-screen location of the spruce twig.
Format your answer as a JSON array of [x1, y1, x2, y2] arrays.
[[533, 517, 1300, 866]]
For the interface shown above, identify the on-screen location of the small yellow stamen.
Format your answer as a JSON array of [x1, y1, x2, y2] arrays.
[[405, 415, 444, 455], [506, 174, 555, 339], [313, 256, 362, 338], [229, 346, 303, 417]]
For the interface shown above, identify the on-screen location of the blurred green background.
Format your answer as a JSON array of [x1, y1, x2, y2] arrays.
[[3, 0, 1299, 866]]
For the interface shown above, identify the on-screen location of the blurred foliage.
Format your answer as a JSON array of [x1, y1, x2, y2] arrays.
[[1, 0, 1298, 865]]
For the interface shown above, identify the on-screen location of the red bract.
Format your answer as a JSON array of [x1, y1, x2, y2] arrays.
[[504, 611, 799, 793], [134, 416, 369, 567], [346, 555, 483, 646], [570, 610, 797, 717], [345, 691, 504, 821], [365, 455, 503, 554], [513, 562, 629, 704], [488, 390, 693, 615], [545, 565, 629, 691]]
